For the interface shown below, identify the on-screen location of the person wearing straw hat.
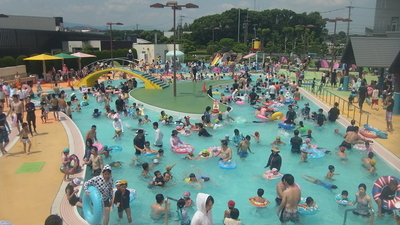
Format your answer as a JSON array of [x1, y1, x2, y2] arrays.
[[264, 147, 282, 171], [65, 178, 82, 207]]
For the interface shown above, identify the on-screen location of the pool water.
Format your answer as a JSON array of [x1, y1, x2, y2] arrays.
[[59, 77, 400, 225]]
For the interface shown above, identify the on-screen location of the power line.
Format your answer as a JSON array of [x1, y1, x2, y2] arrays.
[[320, 7, 347, 14]]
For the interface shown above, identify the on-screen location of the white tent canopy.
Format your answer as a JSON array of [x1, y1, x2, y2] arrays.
[[166, 50, 184, 63]]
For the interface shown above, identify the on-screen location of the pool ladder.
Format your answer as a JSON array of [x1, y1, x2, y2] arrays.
[[342, 207, 374, 225]]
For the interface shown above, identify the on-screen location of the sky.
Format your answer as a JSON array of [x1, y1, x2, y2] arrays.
[[2, 0, 376, 35]]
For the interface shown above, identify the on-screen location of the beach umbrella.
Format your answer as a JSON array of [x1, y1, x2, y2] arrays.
[[70, 52, 96, 70], [53, 53, 79, 66], [23, 54, 62, 75]]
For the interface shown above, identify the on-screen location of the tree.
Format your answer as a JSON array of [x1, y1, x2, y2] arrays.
[[2, 56, 16, 67], [206, 44, 219, 55], [232, 43, 249, 53], [282, 27, 294, 53], [218, 38, 235, 52], [16, 55, 27, 66]]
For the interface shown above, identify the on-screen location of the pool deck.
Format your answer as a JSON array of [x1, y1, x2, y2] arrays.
[[0, 74, 399, 225]]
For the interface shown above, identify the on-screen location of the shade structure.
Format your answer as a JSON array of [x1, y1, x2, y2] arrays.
[[243, 53, 256, 59], [23, 54, 62, 75], [53, 53, 79, 66], [165, 50, 184, 64], [71, 52, 96, 70]]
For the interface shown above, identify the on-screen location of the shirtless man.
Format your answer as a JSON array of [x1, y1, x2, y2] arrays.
[[275, 176, 287, 205], [340, 126, 371, 149], [8, 94, 24, 132], [277, 174, 301, 225], [85, 125, 98, 143], [237, 135, 253, 159], [150, 194, 170, 220], [219, 140, 232, 162], [51, 94, 59, 121], [58, 94, 67, 114]]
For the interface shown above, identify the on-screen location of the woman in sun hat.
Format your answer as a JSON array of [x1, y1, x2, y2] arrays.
[[264, 147, 282, 171]]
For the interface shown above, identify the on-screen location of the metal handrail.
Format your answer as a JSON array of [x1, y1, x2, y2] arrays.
[[342, 207, 374, 225]]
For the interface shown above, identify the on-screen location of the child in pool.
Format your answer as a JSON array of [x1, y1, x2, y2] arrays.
[[301, 129, 313, 139], [251, 131, 261, 143], [249, 188, 270, 205], [311, 111, 317, 120], [156, 149, 164, 159], [143, 115, 151, 123], [174, 198, 191, 225], [298, 197, 317, 210], [113, 180, 133, 224], [337, 190, 354, 205], [138, 118, 144, 125], [232, 129, 244, 147], [99, 145, 113, 158], [143, 141, 159, 154], [336, 146, 347, 159], [224, 200, 236, 219], [184, 173, 203, 190], [270, 136, 286, 145], [198, 149, 211, 159], [182, 191, 193, 207], [92, 108, 101, 118], [326, 165, 340, 181], [185, 152, 199, 160]]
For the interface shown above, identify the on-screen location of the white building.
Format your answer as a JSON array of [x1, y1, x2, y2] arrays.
[[133, 43, 181, 64], [370, 0, 400, 37], [0, 15, 64, 31]]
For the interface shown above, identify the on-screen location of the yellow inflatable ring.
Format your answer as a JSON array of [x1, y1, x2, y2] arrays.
[[270, 112, 284, 120], [249, 199, 269, 207]]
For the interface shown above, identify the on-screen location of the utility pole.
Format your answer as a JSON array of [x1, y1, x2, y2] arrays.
[[237, 9, 240, 42], [178, 15, 184, 40], [136, 23, 139, 30], [243, 9, 249, 45], [345, 5, 354, 42]]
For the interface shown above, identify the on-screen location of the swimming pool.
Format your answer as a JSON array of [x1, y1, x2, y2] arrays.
[[61, 77, 400, 225]]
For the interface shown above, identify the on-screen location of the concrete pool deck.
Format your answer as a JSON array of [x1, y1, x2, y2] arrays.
[[0, 75, 399, 225]]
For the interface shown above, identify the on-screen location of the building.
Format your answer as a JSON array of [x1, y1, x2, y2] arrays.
[[368, 0, 400, 37], [0, 14, 64, 31], [133, 43, 181, 64]]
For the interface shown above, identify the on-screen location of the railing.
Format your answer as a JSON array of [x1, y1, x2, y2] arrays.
[[301, 79, 370, 126], [342, 207, 374, 225]]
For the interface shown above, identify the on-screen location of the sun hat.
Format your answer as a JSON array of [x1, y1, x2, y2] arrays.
[[227, 200, 236, 208], [63, 148, 70, 153], [271, 147, 280, 152], [72, 178, 81, 186]]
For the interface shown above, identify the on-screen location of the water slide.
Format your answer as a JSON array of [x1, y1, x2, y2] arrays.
[[211, 54, 222, 66]]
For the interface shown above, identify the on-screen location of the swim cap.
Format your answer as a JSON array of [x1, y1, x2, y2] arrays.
[[370, 159, 376, 166], [145, 115, 148, 118], [227, 200, 236, 208], [305, 102, 309, 106], [176, 126, 181, 130], [272, 168, 278, 172], [189, 173, 196, 178], [63, 148, 70, 153], [202, 149, 209, 154], [153, 159, 159, 164], [166, 165, 172, 170], [305, 138, 310, 143], [225, 134, 229, 138], [340, 146, 346, 152], [120, 180, 128, 185], [219, 111, 222, 114], [215, 119, 220, 123], [103, 145, 108, 150], [183, 191, 191, 197], [255, 131, 259, 136], [72, 178, 81, 186], [334, 129, 339, 133], [115, 180, 121, 185], [138, 118, 143, 122], [276, 136, 281, 140], [308, 130, 312, 133]]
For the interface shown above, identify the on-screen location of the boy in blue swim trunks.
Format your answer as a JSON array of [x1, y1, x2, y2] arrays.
[[301, 174, 338, 191], [237, 135, 253, 159]]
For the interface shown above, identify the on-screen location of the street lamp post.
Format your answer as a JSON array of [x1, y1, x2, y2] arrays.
[[106, 22, 123, 67], [151, 1, 199, 97], [295, 24, 315, 56]]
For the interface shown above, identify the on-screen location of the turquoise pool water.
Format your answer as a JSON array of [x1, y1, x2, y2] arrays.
[[60, 78, 400, 225]]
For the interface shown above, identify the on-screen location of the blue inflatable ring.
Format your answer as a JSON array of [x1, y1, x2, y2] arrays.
[[298, 197, 319, 215], [363, 124, 388, 139], [109, 145, 122, 152], [83, 186, 103, 225], [307, 149, 325, 159], [218, 160, 238, 169], [278, 123, 296, 130], [334, 194, 354, 206], [141, 152, 157, 156]]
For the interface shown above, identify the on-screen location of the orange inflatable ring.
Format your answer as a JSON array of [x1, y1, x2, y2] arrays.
[[249, 199, 269, 207]]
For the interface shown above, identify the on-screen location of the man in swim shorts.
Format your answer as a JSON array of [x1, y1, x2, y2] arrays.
[[340, 126, 370, 149], [275, 175, 286, 205], [219, 140, 232, 162], [277, 174, 301, 224], [237, 135, 253, 159]]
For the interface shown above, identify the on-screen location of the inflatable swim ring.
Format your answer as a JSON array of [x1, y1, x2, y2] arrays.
[[113, 188, 136, 202], [218, 160, 237, 169], [353, 144, 367, 151], [236, 101, 245, 105], [363, 124, 388, 139], [171, 144, 194, 154], [278, 123, 296, 130], [108, 146, 122, 152], [93, 143, 103, 151], [208, 146, 222, 157], [307, 148, 325, 159], [334, 194, 354, 206], [257, 114, 268, 120], [249, 199, 269, 207], [83, 186, 103, 225], [298, 197, 319, 215], [359, 128, 377, 139], [141, 152, 157, 156], [296, 125, 311, 133], [212, 92, 220, 95], [263, 170, 283, 180], [105, 90, 113, 93], [81, 101, 89, 106], [270, 112, 284, 120], [372, 175, 400, 210]]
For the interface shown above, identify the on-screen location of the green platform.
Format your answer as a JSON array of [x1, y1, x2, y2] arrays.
[[130, 80, 233, 114], [15, 162, 45, 174]]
